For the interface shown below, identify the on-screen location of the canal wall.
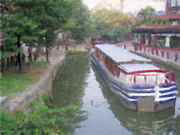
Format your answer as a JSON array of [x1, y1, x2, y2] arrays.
[[1, 47, 65, 112]]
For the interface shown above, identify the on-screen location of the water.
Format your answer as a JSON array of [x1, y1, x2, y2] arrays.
[[52, 53, 180, 135]]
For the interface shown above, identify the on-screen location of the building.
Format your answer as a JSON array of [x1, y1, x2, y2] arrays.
[[132, 0, 180, 66]]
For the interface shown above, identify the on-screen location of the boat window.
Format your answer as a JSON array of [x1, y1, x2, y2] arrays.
[[120, 72, 167, 86]]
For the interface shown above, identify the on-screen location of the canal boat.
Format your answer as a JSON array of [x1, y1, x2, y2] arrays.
[[90, 44, 178, 112]]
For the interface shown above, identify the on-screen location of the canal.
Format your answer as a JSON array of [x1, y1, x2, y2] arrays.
[[52, 52, 180, 135]]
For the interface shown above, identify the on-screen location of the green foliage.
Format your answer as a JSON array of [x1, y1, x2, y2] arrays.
[[1, 0, 91, 52], [0, 110, 18, 135], [137, 6, 156, 20], [0, 96, 84, 135], [136, 6, 172, 26], [63, 0, 91, 42], [90, 8, 136, 42]]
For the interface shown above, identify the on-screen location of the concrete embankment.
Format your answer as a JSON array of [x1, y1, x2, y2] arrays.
[[1, 48, 65, 112]]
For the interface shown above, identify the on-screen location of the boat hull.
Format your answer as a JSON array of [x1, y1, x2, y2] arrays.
[[90, 53, 176, 112]]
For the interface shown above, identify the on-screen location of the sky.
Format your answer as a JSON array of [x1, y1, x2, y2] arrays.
[[83, 0, 165, 14]]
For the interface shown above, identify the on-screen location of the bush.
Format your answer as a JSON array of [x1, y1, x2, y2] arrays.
[[0, 97, 85, 135]]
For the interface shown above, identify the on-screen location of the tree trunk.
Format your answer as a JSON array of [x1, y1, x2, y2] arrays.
[[6, 57, 10, 71], [0, 45, 5, 73], [16, 35, 22, 72], [28, 47, 32, 62], [1, 58, 5, 73], [45, 33, 50, 63], [45, 46, 49, 63]]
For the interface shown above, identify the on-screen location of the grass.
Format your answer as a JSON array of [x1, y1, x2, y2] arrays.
[[0, 61, 48, 97], [30, 61, 48, 69], [0, 73, 35, 97]]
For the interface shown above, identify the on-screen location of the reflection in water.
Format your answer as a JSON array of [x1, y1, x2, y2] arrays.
[[51, 53, 179, 135], [50, 52, 90, 134], [74, 68, 131, 135], [52, 52, 90, 107]]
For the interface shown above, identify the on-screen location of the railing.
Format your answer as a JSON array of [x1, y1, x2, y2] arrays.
[[117, 42, 180, 66], [134, 45, 180, 65]]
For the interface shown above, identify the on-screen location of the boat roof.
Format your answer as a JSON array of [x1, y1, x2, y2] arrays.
[[119, 64, 160, 73], [95, 44, 151, 64]]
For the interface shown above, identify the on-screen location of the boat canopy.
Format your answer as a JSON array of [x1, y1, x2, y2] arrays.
[[119, 64, 160, 73], [95, 44, 151, 64]]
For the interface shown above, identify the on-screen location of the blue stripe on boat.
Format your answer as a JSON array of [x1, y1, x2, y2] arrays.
[[159, 87, 177, 93], [159, 93, 177, 98], [112, 83, 138, 99], [160, 84, 176, 88], [131, 85, 154, 89], [159, 98, 176, 104]]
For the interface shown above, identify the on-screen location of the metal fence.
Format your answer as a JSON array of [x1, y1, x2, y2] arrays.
[[117, 42, 180, 66]]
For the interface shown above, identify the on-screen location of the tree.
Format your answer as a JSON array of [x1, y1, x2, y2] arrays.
[[90, 8, 136, 42], [137, 6, 156, 20], [1, 0, 86, 70], [1, 0, 43, 71], [135, 6, 157, 26], [63, 0, 91, 43]]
